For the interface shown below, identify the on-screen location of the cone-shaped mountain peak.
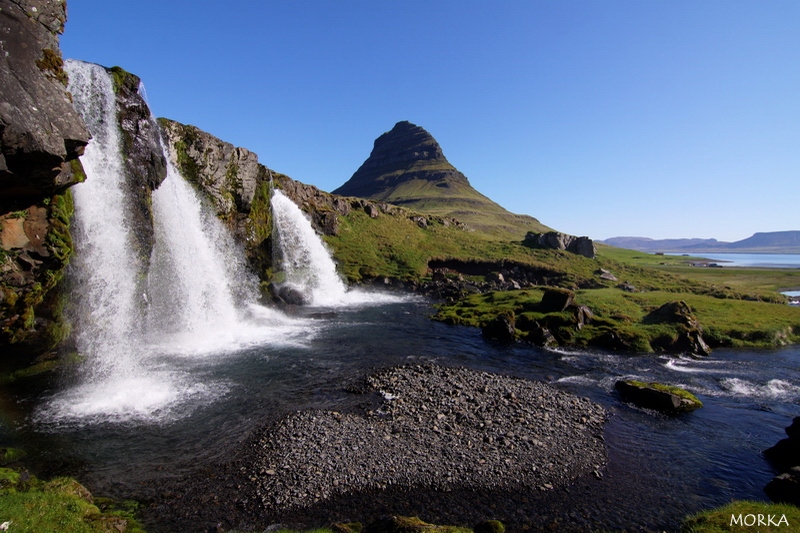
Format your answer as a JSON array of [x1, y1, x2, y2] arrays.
[[333, 121, 550, 238], [334, 121, 469, 198]]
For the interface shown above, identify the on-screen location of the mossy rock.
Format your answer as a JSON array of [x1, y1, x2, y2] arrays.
[[365, 516, 470, 533], [0, 448, 26, 466], [332, 522, 363, 533], [474, 520, 505, 533], [615, 379, 703, 414]]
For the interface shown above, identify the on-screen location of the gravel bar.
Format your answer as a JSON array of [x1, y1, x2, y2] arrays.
[[252, 364, 607, 513]]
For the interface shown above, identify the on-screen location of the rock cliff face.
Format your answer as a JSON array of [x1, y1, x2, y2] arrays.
[[158, 118, 263, 243], [0, 0, 89, 361], [108, 66, 166, 262], [0, 0, 89, 207], [334, 121, 550, 239], [159, 118, 460, 282]]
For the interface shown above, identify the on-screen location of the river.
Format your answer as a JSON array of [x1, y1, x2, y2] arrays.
[[2, 296, 798, 531]]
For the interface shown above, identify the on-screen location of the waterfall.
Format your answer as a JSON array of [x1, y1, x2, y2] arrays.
[[38, 61, 305, 426], [270, 190, 349, 306], [60, 60, 145, 381], [270, 190, 406, 307]]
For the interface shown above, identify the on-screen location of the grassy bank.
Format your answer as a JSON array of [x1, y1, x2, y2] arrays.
[[0, 465, 144, 533]]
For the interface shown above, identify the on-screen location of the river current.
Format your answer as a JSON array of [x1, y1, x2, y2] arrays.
[[2, 296, 798, 531]]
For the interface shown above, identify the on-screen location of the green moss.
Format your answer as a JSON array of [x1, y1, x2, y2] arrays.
[[35, 48, 68, 86], [0, 449, 26, 466], [435, 286, 800, 352], [625, 380, 703, 406], [0, 467, 146, 533], [682, 500, 800, 532]]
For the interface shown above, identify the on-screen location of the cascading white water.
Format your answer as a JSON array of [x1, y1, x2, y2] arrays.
[[270, 190, 349, 306], [61, 60, 144, 380], [39, 61, 308, 425], [270, 190, 408, 307]]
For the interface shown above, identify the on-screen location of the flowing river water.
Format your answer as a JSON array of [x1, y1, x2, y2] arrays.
[[2, 299, 799, 531]]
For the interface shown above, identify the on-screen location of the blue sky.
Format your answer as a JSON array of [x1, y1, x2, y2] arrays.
[[61, 1, 799, 241]]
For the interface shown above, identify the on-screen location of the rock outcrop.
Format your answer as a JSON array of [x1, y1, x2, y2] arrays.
[[642, 301, 711, 356], [158, 118, 263, 242], [0, 0, 89, 360], [108, 66, 166, 262], [614, 380, 703, 414], [0, 0, 89, 207], [523, 231, 596, 259], [764, 417, 800, 505]]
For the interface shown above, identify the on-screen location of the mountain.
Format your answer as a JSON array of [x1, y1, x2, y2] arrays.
[[603, 231, 800, 254], [333, 121, 550, 239]]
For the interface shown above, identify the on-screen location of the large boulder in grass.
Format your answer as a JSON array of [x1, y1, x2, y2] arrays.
[[615, 380, 703, 414], [540, 288, 575, 312]]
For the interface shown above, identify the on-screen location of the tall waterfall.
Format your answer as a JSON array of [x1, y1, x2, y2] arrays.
[[38, 61, 304, 425], [61, 61, 146, 381]]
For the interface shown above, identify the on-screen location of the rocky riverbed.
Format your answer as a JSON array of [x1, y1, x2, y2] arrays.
[[252, 364, 607, 513]]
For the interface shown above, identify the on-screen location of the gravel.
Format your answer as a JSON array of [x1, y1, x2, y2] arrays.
[[250, 364, 607, 513]]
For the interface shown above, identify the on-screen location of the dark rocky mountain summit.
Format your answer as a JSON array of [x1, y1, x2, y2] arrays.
[[334, 121, 550, 239]]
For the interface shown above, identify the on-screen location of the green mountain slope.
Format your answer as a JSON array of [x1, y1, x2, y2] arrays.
[[333, 121, 550, 239]]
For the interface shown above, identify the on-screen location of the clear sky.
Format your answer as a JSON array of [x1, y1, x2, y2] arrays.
[[60, 1, 799, 242]]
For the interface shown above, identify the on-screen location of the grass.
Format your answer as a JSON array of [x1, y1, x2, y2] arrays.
[[0, 468, 145, 533], [435, 287, 800, 351], [682, 500, 800, 532]]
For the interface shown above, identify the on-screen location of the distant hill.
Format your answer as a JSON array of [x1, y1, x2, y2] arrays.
[[333, 121, 550, 239], [603, 231, 800, 254]]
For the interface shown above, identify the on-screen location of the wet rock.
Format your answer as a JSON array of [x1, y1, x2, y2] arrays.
[[614, 380, 703, 414], [482, 313, 516, 342], [764, 467, 800, 506], [0, 0, 90, 205]]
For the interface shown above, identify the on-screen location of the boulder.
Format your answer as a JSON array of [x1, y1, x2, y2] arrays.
[[540, 288, 575, 312], [573, 304, 594, 330], [644, 301, 711, 356], [615, 380, 703, 414], [482, 313, 516, 342], [764, 467, 800, 506], [524, 231, 596, 259]]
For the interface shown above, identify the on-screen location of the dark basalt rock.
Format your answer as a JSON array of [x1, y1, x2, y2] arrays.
[[0, 0, 90, 208], [108, 66, 167, 262], [540, 288, 575, 312], [615, 380, 703, 414], [644, 301, 711, 356], [524, 231, 596, 259], [481, 313, 516, 342], [765, 417, 800, 504], [764, 467, 800, 506], [1, 0, 90, 359]]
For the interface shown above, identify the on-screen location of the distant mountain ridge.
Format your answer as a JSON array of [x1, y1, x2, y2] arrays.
[[333, 121, 550, 239], [603, 231, 800, 254]]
